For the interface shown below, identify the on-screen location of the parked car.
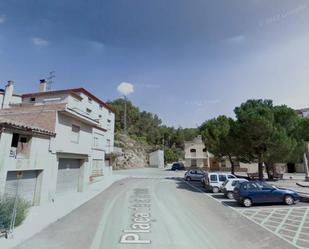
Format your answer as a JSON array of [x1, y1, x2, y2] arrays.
[[233, 181, 300, 207], [184, 170, 206, 181], [220, 178, 248, 199], [202, 172, 237, 193], [171, 162, 185, 171]]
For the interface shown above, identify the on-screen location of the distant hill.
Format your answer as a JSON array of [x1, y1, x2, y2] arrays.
[[108, 98, 199, 164]]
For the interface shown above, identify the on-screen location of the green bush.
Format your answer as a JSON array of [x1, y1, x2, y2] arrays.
[[0, 197, 30, 229]]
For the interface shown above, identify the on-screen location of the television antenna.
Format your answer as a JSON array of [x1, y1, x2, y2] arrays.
[[46, 71, 56, 90]]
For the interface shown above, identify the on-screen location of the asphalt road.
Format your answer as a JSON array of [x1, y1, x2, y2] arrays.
[[14, 168, 299, 249]]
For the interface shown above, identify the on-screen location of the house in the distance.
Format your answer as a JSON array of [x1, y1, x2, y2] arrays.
[[184, 135, 213, 168], [184, 135, 258, 172], [0, 80, 115, 205]]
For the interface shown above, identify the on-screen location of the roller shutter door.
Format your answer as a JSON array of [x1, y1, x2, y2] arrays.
[[4, 170, 38, 205], [56, 159, 80, 195]]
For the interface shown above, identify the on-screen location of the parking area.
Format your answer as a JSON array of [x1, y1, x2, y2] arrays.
[[184, 179, 309, 249]]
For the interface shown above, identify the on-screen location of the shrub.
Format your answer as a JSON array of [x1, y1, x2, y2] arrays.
[[0, 197, 30, 229]]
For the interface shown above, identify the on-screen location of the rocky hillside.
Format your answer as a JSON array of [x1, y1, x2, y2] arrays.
[[112, 133, 155, 170]]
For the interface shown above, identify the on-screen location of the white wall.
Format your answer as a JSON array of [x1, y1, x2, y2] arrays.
[[0, 130, 56, 203], [52, 112, 93, 155], [149, 150, 164, 168]]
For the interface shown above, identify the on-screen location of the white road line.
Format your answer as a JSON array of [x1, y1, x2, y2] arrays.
[[275, 208, 294, 233], [182, 180, 304, 249], [261, 209, 278, 226], [293, 207, 309, 243]]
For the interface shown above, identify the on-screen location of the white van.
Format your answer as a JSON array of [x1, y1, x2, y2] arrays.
[[202, 172, 237, 193]]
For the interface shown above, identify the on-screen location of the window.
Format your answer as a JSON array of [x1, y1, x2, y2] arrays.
[[107, 119, 111, 123], [231, 180, 239, 187], [190, 149, 196, 152], [86, 108, 92, 114], [203, 148, 207, 152], [30, 97, 36, 102], [93, 133, 104, 149], [88, 97, 92, 103], [11, 133, 20, 148], [219, 175, 227, 182], [228, 174, 236, 179], [99, 105, 103, 110], [71, 125, 80, 143], [98, 114, 102, 118], [210, 174, 218, 182]]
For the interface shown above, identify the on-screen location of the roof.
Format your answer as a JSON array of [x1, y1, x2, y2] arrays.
[[0, 119, 55, 136], [22, 88, 114, 113]]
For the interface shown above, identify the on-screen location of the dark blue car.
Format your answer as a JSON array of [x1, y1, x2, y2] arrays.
[[171, 162, 185, 171], [233, 181, 300, 207]]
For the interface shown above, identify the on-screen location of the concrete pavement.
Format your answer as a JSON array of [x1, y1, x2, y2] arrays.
[[13, 168, 298, 249]]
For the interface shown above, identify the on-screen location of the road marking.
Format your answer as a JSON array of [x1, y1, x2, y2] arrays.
[[120, 188, 152, 244], [89, 195, 120, 249], [182, 179, 309, 249], [294, 207, 309, 243]]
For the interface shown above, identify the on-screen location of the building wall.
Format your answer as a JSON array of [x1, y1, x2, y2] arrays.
[[0, 130, 56, 204], [149, 150, 164, 168], [52, 112, 93, 155]]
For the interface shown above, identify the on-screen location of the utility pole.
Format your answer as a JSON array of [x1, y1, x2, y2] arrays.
[[123, 95, 127, 135]]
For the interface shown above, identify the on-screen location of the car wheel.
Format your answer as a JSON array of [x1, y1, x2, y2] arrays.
[[243, 198, 252, 207], [212, 187, 219, 193], [284, 195, 294, 205], [227, 192, 234, 199], [186, 176, 191, 181]]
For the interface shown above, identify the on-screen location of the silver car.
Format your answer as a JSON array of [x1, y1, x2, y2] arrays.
[[184, 170, 206, 181]]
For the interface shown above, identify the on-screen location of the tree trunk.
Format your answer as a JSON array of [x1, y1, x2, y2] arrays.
[[228, 154, 235, 175], [265, 163, 273, 180], [258, 162, 264, 181]]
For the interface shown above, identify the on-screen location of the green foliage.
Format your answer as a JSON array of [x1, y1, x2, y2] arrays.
[[233, 100, 304, 179], [199, 115, 240, 174], [108, 99, 198, 149], [199, 100, 307, 179], [164, 148, 179, 163], [0, 197, 30, 229], [200, 115, 236, 157]]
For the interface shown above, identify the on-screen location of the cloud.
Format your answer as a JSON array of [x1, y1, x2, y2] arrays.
[[0, 15, 6, 24], [225, 35, 246, 44], [88, 40, 105, 50], [117, 82, 134, 96], [32, 37, 49, 47], [259, 4, 307, 27]]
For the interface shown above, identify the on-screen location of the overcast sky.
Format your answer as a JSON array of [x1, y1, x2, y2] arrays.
[[0, 0, 309, 127]]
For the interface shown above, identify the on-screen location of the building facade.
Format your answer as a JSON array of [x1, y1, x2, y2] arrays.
[[184, 135, 211, 168], [0, 80, 115, 205]]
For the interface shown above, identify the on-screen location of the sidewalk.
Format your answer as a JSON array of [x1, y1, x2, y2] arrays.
[[0, 174, 127, 249], [270, 173, 309, 201]]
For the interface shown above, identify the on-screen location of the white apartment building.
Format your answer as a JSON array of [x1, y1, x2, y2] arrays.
[[0, 80, 115, 205]]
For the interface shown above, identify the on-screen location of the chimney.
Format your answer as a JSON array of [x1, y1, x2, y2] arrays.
[[39, 79, 48, 92], [2, 80, 14, 109]]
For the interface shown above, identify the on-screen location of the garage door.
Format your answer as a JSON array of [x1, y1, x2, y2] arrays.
[[4, 170, 38, 205], [56, 159, 80, 195]]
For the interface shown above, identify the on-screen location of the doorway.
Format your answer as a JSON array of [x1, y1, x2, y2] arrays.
[[287, 163, 296, 173]]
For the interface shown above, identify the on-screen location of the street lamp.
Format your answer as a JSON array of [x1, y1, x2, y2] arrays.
[[117, 82, 134, 135]]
